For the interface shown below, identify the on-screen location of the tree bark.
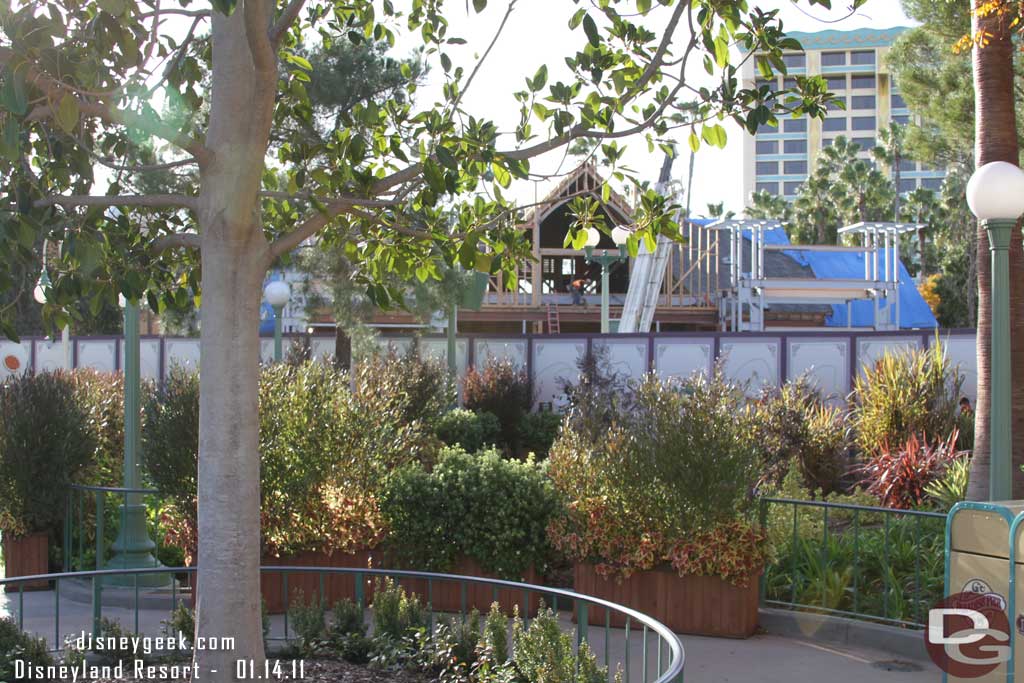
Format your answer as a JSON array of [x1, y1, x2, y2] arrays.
[[967, 0, 1021, 500], [192, 4, 277, 676]]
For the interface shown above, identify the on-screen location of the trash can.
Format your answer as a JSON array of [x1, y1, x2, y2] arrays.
[[944, 501, 1024, 682], [1007, 509, 1024, 682]]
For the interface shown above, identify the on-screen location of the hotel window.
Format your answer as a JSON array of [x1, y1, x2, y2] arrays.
[[784, 160, 808, 175], [893, 114, 911, 126], [898, 159, 918, 172], [756, 161, 779, 175], [822, 138, 835, 148], [823, 117, 846, 132], [851, 74, 876, 89], [891, 92, 908, 109], [899, 178, 917, 193], [852, 116, 876, 131], [850, 50, 876, 66], [756, 182, 779, 194], [783, 78, 797, 90], [756, 140, 779, 155], [783, 53, 806, 69], [784, 139, 808, 154], [756, 78, 777, 92], [821, 51, 846, 66], [851, 95, 876, 109], [826, 75, 846, 90], [784, 181, 803, 195], [826, 97, 846, 111], [783, 118, 807, 133], [852, 137, 876, 149], [922, 177, 943, 191]]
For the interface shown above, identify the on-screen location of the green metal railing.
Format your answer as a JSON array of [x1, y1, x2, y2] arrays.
[[63, 484, 160, 572], [759, 497, 946, 628], [0, 566, 685, 683]]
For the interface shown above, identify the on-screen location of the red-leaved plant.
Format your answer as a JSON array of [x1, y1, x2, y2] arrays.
[[857, 430, 962, 509]]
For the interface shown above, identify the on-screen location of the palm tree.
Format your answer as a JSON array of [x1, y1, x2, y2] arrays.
[[706, 201, 736, 220], [745, 190, 792, 222], [967, 0, 1022, 500]]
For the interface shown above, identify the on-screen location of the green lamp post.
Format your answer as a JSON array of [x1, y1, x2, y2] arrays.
[[581, 226, 631, 333], [966, 161, 1024, 501], [106, 295, 168, 586], [264, 279, 291, 362]]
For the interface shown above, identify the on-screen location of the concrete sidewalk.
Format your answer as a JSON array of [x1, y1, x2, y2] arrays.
[[0, 586, 940, 682]]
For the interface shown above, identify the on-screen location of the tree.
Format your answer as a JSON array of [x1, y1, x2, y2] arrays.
[[0, 0, 858, 676], [966, 0, 1022, 500], [745, 188, 791, 222], [706, 201, 735, 220]]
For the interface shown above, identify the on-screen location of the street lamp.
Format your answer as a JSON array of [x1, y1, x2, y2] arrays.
[[106, 293, 167, 586], [264, 279, 291, 362], [966, 161, 1024, 501], [580, 226, 631, 333]]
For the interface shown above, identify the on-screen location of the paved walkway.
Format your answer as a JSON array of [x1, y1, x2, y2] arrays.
[[0, 585, 940, 682]]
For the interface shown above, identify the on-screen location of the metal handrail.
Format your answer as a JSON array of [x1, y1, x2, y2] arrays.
[[68, 484, 158, 494], [759, 497, 946, 629], [0, 566, 685, 683]]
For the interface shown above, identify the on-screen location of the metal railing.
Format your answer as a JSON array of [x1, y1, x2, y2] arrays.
[[759, 497, 946, 628], [0, 566, 685, 683], [63, 484, 161, 572]]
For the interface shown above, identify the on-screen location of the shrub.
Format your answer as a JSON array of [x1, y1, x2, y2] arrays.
[[858, 431, 963, 509], [287, 592, 326, 656], [353, 350, 453, 429], [72, 369, 126, 487], [371, 578, 426, 641], [557, 345, 630, 443], [511, 607, 605, 683], [0, 371, 95, 538], [517, 411, 562, 459], [924, 455, 970, 510], [381, 447, 560, 579], [144, 361, 435, 561], [435, 409, 501, 453], [0, 617, 52, 681], [849, 343, 962, 456], [752, 378, 849, 495], [464, 359, 533, 452], [547, 369, 762, 583]]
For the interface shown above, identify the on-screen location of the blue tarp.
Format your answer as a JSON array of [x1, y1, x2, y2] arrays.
[[740, 226, 937, 329]]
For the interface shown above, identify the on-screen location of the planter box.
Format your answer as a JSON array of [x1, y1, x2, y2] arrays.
[[261, 549, 379, 614], [400, 557, 542, 618], [3, 532, 50, 592], [573, 563, 759, 638]]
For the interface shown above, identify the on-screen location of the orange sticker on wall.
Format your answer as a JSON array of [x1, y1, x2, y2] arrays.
[[3, 354, 21, 371]]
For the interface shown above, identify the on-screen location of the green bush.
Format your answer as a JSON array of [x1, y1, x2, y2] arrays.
[[753, 378, 849, 495], [381, 447, 559, 579], [287, 592, 326, 656], [557, 345, 630, 443], [353, 350, 453, 429], [371, 578, 426, 641], [924, 455, 970, 510], [435, 409, 501, 453], [143, 361, 437, 561], [548, 369, 764, 582], [464, 359, 534, 453], [849, 343, 962, 455], [72, 369, 126, 487], [0, 371, 95, 538], [517, 411, 562, 459], [0, 617, 52, 681], [511, 607, 605, 683]]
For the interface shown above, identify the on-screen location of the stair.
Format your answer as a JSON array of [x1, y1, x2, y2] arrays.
[[546, 304, 561, 334]]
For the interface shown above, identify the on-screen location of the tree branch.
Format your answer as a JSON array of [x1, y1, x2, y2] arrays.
[[34, 194, 198, 210], [270, 0, 307, 44], [1, 48, 213, 166], [243, 0, 276, 74], [153, 232, 200, 252], [449, 0, 516, 113], [266, 194, 401, 258], [94, 156, 198, 173]]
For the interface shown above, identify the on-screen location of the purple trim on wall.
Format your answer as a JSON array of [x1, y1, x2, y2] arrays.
[[29, 339, 36, 374]]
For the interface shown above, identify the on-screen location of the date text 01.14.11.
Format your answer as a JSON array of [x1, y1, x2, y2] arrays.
[[235, 660, 306, 680]]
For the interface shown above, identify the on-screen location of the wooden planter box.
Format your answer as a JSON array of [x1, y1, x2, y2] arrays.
[[261, 549, 379, 614], [399, 557, 542, 618], [573, 563, 759, 638], [3, 532, 50, 592]]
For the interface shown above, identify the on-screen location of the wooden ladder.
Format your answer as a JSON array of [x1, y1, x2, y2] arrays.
[[546, 303, 561, 334]]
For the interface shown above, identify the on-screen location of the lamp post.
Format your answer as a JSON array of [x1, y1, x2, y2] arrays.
[[580, 226, 631, 333], [264, 279, 291, 362], [966, 161, 1024, 501], [106, 294, 167, 586]]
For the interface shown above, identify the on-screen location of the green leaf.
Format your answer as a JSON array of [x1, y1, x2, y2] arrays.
[[97, 0, 127, 15], [569, 8, 587, 29], [637, 0, 651, 13], [55, 94, 79, 134], [688, 131, 700, 153], [1, 68, 27, 116], [472, 0, 487, 12], [0, 119, 19, 161], [582, 14, 600, 48], [531, 65, 548, 92], [491, 163, 511, 188]]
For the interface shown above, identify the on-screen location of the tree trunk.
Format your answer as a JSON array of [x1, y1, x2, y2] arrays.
[[967, 0, 1021, 500], [192, 5, 277, 677]]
